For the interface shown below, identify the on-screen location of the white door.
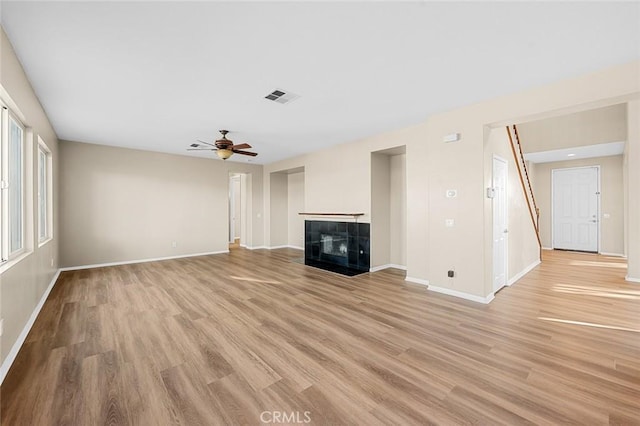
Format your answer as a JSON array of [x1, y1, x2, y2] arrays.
[[493, 157, 508, 292], [552, 167, 599, 252]]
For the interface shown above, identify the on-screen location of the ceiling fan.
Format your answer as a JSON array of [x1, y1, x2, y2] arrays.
[[188, 130, 258, 160]]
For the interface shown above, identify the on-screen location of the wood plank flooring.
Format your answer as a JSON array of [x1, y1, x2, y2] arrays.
[[1, 249, 639, 425]]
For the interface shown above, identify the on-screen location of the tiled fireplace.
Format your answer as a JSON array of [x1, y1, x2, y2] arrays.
[[304, 220, 370, 276]]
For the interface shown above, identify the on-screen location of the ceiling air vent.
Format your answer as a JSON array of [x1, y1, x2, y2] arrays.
[[264, 88, 299, 105]]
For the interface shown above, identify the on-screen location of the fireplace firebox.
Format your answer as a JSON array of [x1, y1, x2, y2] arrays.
[[305, 221, 370, 276]]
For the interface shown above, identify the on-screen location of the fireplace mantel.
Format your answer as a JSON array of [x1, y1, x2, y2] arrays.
[[298, 212, 365, 218]]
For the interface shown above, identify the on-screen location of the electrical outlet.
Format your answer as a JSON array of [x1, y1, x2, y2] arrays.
[[445, 219, 455, 227], [50, 257, 54, 267], [0, 318, 4, 337], [448, 270, 455, 278], [171, 241, 177, 248]]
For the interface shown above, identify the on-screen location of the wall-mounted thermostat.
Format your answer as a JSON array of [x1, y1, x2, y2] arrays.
[[443, 133, 461, 143], [446, 189, 457, 198]]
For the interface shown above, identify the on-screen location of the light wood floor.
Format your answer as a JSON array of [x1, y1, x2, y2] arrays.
[[1, 249, 639, 425]]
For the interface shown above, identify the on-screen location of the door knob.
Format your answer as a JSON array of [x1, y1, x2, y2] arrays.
[[503, 229, 509, 233]]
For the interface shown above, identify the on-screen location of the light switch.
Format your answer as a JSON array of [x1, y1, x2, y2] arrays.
[[603, 213, 611, 219], [445, 219, 455, 227]]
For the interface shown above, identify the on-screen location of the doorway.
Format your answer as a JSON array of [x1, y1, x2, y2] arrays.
[[229, 174, 241, 248], [492, 156, 508, 292], [229, 172, 251, 250], [552, 166, 599, 252]]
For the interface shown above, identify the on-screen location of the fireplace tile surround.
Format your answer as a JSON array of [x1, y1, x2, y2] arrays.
[[304, 220, 370, 276]]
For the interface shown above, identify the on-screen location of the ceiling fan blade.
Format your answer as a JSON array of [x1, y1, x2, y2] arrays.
[[187, 148, 217, 151], [196, 139, 216, 147], [233, 150, 258, 157], [231, 143, 251, 150]]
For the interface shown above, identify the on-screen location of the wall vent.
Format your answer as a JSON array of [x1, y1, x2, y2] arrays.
[[264, 88, 299, 104]]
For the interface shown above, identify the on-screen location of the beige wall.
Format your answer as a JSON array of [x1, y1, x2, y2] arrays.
[[371, 153, 391, 268], [533, 156, 624, 255], [485, 127, 540, 285], [287, 172, 305, 249], [59, 141, 263, 267], [517, 103, 627, 153], [626, 100, 640, 280], [389, 154, 407, 266], [0, 27, 60, 366], [265, 60, 639, 300], [269, 172, 288, 248]]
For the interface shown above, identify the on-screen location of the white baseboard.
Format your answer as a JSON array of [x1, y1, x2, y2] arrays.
[[0, 269, 61, 385], [242, 245, 267, 250], [600, 252, 627, 258], [542, 247, 553, 251], [370, 264, 407, 272], [507, 259, 541, 286], [268, 245, 304, 250], [625, 276, 640, 283], [427, 284, 495, 304], [59, 250, 229, 271], [405, 276, 429, 286]]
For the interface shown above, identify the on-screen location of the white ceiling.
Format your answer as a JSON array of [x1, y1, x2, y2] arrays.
[[1, 2, 639, 164], [524, 141, 625, 164]]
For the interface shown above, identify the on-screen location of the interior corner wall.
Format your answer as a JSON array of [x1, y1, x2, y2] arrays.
[[0, 27, 60, 367], [287, 172, 305, 249], [269, 172, 288, 247], [59, 141, 264, 267], [533, 155, 624, 255], [484, 127, 539, 286], [626, 100, 640, 280], [389, 154, 407, 267], [371, 153, 391, 268]]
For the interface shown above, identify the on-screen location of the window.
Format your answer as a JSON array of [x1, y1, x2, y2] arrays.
[[1, 103, 26, 262], [38, 138, 52, 244]]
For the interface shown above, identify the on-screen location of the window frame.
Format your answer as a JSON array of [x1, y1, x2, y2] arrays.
[[37, 137, 53, 245], [1, 102, 27, 263]]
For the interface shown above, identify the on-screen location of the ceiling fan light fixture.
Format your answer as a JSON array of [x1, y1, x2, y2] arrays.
[[216, 149, 233, 160]]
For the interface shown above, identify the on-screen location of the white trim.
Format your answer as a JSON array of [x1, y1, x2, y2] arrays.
[[507, 259, 541, 286], [268, 245, 303, 250], [0, 250, 30, 274], [542, 247, 553, 251], [405, 276, 429, 286], [625, 276, 640, 283], [370, 264, 407, 272], [427, 284, 495, 304], [599, 252, 627, 258], [0, 269, 60, 385], [59, 250, 229, 271], [242, 245, 268, 250]]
